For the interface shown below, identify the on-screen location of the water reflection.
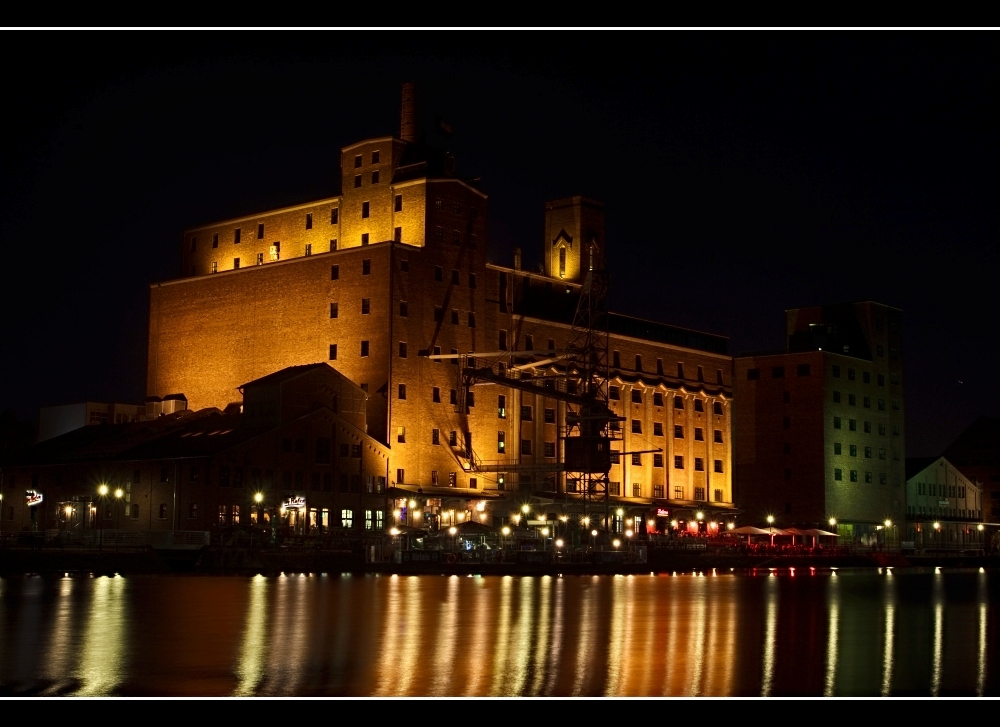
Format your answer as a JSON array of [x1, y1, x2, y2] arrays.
[[234, 575, 267, 695], [0, 570, 997, 696], [74, 576, 126, 696]]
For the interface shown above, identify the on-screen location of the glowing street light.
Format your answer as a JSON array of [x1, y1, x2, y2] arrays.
[[670, 519, 678, 529], [501, 526, 511, 536], [448, 526, 457, 535], [696, 511, 704, 521], [767, 515, 776, 546], [612, 539, 621, 548], [727, 522, 735, 530], [625, 529, 634, 538], [541, 527, 550, 537], [555, 539, 564, 548], [829, 518, 837, 527], [521, 504, 531, 515]]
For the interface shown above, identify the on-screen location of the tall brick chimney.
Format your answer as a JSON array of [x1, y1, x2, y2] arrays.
[[400, 82, 417, 143]]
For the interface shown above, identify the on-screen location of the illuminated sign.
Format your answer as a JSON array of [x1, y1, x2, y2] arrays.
[[282, 497, 306, 510], [25, 490, 43, 507], [656, 508, 670, 517]]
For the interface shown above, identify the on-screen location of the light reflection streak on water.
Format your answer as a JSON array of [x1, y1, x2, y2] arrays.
[[489, 576, 514, 696], [511, 576, 533, 695], [881, 574, 894, 697], [604, 576, 626, 696], [662, 576, 679, 695], [639, 578, 656, 696], [466, 578, 490, 696], [530, 576, 552, 696], [270, 575, 310, 695], [544, 576, 564, 696], [375, 576, 404, 696], [617, 576, 637, 695], [74, 576, 125, 696], [703, 576, 720, 696], [571, 578, 596, 696], [234, 575, 268, 696], [931, 571, 944, 697], [431, 576, 459, 695], [688, 575, 707, 696], [42, 579, 74, 693], [824, 575, 838, 697], [395, 576, 422, 696], [978, 571, 987, 697], [722, 581, 736, 695], [761, 575, 777, 697]]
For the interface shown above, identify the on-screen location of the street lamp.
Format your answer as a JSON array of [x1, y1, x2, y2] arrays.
[[767, 515, 775, 547], [884, 519, 893, 550]]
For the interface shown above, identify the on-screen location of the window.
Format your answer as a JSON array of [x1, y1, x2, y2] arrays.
[[256, 252, 264, 265], [834, 416, 842, 429], [341, 509, 354, 528], [354, 175, 361, 188], [850, 470, 858, 482], [654, 453, 664, 468], [864, 421, 872, 433], [306, 213, 313, 229], [654, 422, 664, 436], [653, 484, 664, 498], [713, 402, 724, 416], [466, 392, 475, 409], [544, 442, 556, 458], [849, 444, 857, 457], [848, 394, 856, 406], [434, 306, 443, 322], [652, 392, 664, 407], [189, 503, 198, 519], [521, 405, 532, 421], [451, 269, 460, 285], [879, 448, 886, 460], [211, 261, 218, 273], [497, 395, 507, 418], [635, 354, 643, 371], [398, 384, 407, 400], [397, 426, 405, 443], [496, 431, 506, 453], [434, 266, 444, 282], [451, 309, 459, 325], [714, 429, 723, 443], [234, 228, 241, 244], [631, 420, 642, 434], [361, 298, 370, 314], [674, 425, 684, 438], [695, 458, 705, 471], [834, 468, 842, 481], [233, 258, 240, 269], [832, 365, 841, 378], [360, 341, 369, 357], [834, 443, 842, 455], [544, 408, 555, 424], [674, 456, 684, 469], [833, 391, 841, 403], [526, 335, 534, 350], [158, 504, 167, 520], [450, 390, 457, 405], [521, 439, 532, 455], [880, 473, 888, 485], [863, 371, 871, 384], [632, 453, 642, 466], [468, 312, 476, 328], [848, 368, 856, 381], [865, 471, 873, 483], [677, 363, 685, 378], [609, 386, 620, 401], [397, 300, 408, 318], [361, 233, 369, 246], [694, 487, 706, 501], [694, 427, 704, 441], [371, 171, 379, 184], [714, 460, 723, 473], [452, 230, 461, 247], [674, 396, 684, 409], [849, 418, 857, 431], [362, 259, 371, 274], [694, 400, 704, 412], [212, 233, 219, 248], [747, 368, 760, 380], [892, 398, 900, 410], [797, 364, 811, 376], [328, 344, 337, 360], [631, 389, 642, 404], [892, 424, 900, 436], [331, 208, 339, 224], [772, 366, 785, 378]]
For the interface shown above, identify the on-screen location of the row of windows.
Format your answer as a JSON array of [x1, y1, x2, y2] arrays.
[[833, 469, 900, 485], [908, 505, 980, 519], [833, 442, 893, 460], [608, 388, 724, 414], [915, 482, 969, 498], [832, 391, 900, 410], [747, 364, 811, 380], [832, 417, 902, 435], [433, 267, 477, 287]]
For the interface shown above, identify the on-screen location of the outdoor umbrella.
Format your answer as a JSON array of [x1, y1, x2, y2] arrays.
[[454, 520, 496, 536], [801, 528, 839, 548], [729, 525, 770, 546]]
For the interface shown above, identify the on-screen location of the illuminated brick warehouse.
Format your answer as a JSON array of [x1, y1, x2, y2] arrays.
[[142, 84, 736, 536]]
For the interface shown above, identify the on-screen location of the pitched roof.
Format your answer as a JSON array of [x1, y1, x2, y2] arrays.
[[238, 363, 331, 390]]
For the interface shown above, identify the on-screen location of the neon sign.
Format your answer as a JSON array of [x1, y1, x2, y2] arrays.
[[25, 490, 43, 507], [656, 508, 670, 516], [282, 497, 306, 510]]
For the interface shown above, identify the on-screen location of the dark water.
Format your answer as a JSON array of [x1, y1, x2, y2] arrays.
[[0, 569, 997, 696]]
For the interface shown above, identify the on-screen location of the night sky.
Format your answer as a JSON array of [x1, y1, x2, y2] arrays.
[[2, 35, 996, 457]]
